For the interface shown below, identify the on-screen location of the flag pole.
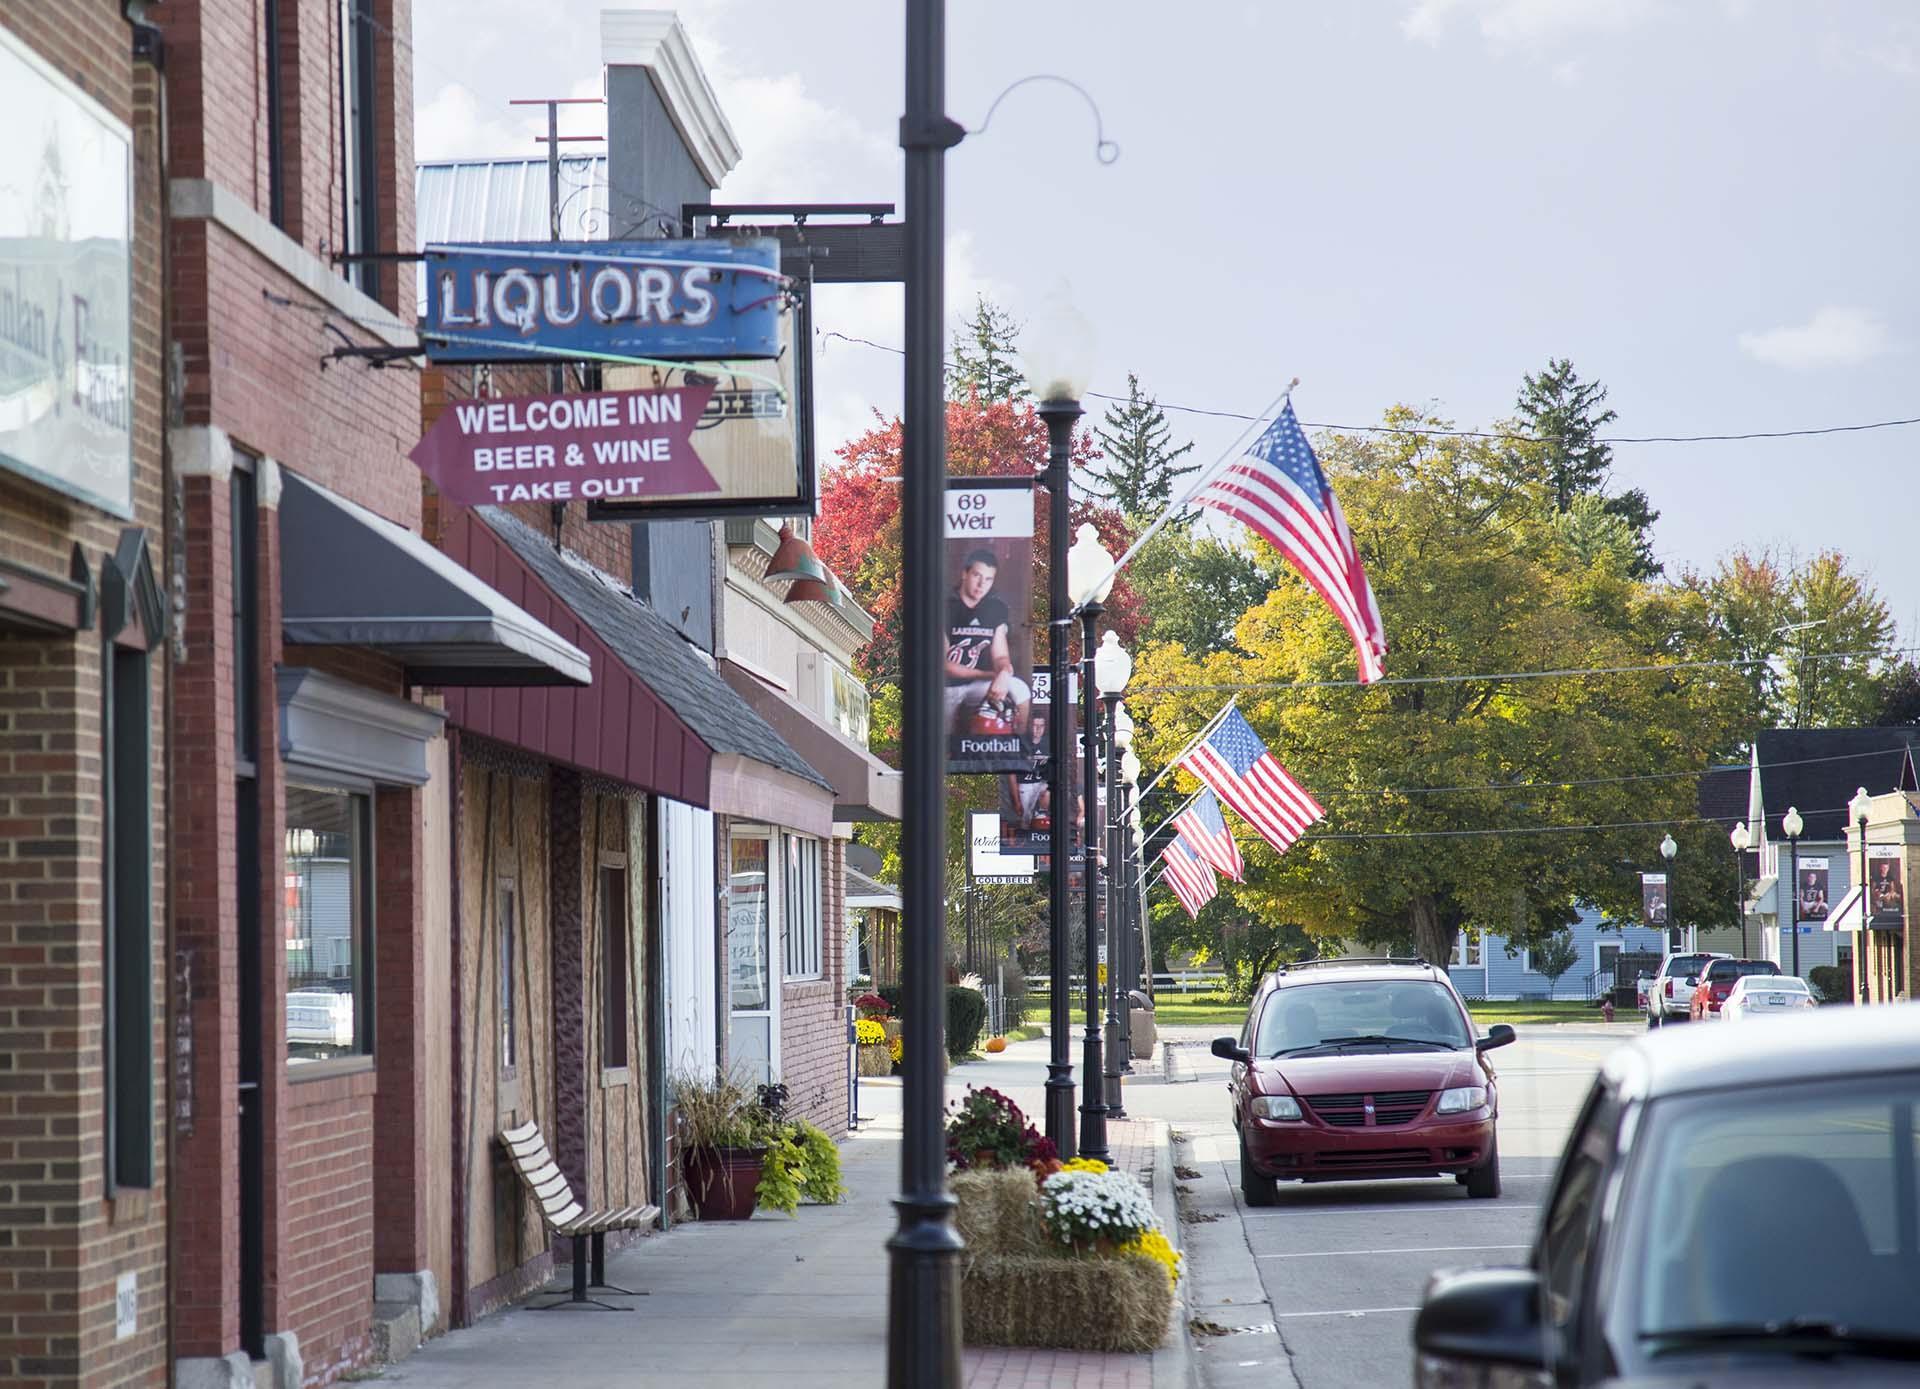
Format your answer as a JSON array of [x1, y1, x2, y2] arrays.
[[1136, 696, 1240, 803], [1143, 785, 1203, 844], [1077, 378, 1298, 605]]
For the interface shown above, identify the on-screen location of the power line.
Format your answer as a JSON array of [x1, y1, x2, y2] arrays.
[[1317, 742, 1914, 801], [1132, 644, 1913, 696], [816, 330, 1920, 446]]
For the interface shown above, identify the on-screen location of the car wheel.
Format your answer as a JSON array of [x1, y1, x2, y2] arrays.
[[1646, 1010, 1659, 1030], [1466, 1134, 1501, 1200], [1239, 1126, 1277, 1208]]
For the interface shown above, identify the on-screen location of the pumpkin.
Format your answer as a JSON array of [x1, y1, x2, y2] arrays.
[[984, 1036, 1008, 1054]]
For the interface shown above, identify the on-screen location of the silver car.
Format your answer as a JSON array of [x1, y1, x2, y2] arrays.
[[1721, 973, 1816, 1021], [1415, 1004, 1920, 1386]]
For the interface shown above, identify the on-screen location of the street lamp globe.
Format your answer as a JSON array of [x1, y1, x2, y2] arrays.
[[1094, 630, 1132, 695], [1112, 704, 1134, 750], [1730, 821, 1751, 853], [1781, 806, 1804, 840], [1660, 833, 1677, 862], [1121, 749, 1141, 785], [1020, 281, 1095, 405], [1068, 523, 1117, 608], [1850, 786, 1873, 826]]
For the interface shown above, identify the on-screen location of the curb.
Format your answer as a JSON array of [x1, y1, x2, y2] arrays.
[[1150, 1119, 1196, 1389]]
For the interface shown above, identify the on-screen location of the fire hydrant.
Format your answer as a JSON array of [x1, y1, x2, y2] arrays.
[[1601, 997, 1615, 1023]]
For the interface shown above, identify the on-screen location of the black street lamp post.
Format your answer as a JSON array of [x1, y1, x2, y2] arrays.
[[1076, 596, 1110, 1160], [1100, 687, 1125, 1121], [1660, 833, 1679, 953], [888, 0, 964, 1380], [1036, 401, 1079, 1157], [1732, 821, 1752, 958]]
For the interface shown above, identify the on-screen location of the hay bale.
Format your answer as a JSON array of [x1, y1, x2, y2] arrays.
[[952, 1169, 1049, 1257], [857, 1043, 893, 1076], [962, 1250, 1172, 1353]]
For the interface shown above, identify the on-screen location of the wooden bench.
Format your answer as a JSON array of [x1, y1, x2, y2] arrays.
[[500, 1121, 659, 1309]]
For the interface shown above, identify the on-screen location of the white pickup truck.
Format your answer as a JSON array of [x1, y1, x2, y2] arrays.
[[1644, 950, 1729, 1027]]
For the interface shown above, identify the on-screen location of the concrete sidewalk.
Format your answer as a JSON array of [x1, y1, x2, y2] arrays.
[[379, 1085, 1185, 1387]]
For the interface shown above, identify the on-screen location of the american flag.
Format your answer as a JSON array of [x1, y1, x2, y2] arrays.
[[1181, 707, 1324, 856], [1160, 837, 1217, 918], [1172, 788, 1244, 882], [1192, 401, 1386, 683]]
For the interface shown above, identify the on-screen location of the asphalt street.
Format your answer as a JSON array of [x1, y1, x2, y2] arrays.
[[1150, 1019, 1636, 1389]]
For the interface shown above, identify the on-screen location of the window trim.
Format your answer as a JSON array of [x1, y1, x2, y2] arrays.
[[337, 0, 380, 299], [284, 781, 375, 1065], [600, 855, 630, 1071], [782, 833, 823, 981], [498, 876, 518, 1077]]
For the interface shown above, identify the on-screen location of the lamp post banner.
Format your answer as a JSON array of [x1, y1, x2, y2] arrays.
[[1640, 873, 1668, 929], [1797, 858, 1830, 922], [945, 478, 1037, 773], [1868, 844, 1905, 930], [409, 384, 717, 506]]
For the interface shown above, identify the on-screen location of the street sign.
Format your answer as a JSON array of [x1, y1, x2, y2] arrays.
[[421, 238, 783, 363], [410, 385, 715, 506]]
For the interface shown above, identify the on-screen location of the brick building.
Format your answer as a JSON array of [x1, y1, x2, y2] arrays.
[[0, 4, 169, 1386], [153, 0, 587, 1384]]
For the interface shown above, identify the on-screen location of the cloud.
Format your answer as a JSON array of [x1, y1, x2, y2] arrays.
[[1402, 0, 1656, 49], [1737, 307, 1894, 370], [414, 82, 545, 162]]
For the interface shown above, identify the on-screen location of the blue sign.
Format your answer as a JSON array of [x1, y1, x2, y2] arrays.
[[421, 238, 783, 364]]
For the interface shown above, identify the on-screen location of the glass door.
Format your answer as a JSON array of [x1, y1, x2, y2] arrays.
[[727, 830, 775, 1085]]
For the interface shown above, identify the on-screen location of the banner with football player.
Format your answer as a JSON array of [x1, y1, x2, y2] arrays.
[[945, 478, 1036, 773]]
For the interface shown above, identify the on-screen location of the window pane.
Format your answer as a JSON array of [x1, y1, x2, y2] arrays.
[[499, 882, 516, 1071], [729, 837, 770, 1009], [285, 786, 366, 1061], [601, 865, 628, 1069]]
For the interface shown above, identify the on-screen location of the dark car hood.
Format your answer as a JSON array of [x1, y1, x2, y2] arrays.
[[1258, 1048, 1482, 1095], [1601, 1368, 1920, 1387]]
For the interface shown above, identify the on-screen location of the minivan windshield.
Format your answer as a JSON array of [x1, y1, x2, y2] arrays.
[[1606, 1073, 1920, 1370], [1255, 980, 1472, 1056]]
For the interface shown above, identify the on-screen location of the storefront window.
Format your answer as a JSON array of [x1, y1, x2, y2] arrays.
[[728, 832, 773, 1084], [285, 785, 370, 1062], [784, 834, 822, 979]]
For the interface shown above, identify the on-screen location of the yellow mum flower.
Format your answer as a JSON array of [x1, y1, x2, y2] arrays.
[[1061, 1157, 1110, 1175], [855, 1018, 886, 1046]]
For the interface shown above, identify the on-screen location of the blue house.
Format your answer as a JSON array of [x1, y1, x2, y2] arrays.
[[1446, 906, 1666, 1001]]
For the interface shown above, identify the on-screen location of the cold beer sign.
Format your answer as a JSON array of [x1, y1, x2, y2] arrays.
[[410, 384, 717, 506]]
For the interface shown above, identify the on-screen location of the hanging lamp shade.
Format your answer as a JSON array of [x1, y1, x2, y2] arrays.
[[768, 523, 831, 584], [783, 577, 835, 605]]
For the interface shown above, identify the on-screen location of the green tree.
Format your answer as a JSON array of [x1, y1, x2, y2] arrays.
[[1127, 530, 1276, 658], [1876, 660, 1920, 725], [1527, 931, 1580, 991], [1516, 357, 1616, 512], [1694, 548, 1898, 731], [1132, 406, 1747, 969], [946, 296, 1027, 403], [1513, 359, 1660, 577], [1085, 373, 1198, 525]]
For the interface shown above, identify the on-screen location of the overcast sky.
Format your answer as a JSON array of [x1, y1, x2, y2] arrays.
[[412, 0, 1920, 635]]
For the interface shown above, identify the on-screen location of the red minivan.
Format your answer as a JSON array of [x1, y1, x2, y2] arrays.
[[1213, 959, 1515, 1206]]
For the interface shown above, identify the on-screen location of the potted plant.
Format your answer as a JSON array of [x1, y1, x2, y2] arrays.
[[672, 1071, 776, 1221], [944, 1086, 1055, 1173]]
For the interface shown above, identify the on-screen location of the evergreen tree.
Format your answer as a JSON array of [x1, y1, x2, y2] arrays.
[[1515, 359, 1661, 578], [946, 296, 1028, 403], [1085, 373, 1198, 525], [1516, 358, 1617, 511]]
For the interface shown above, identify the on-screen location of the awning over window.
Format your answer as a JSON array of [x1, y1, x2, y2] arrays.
[[279, 471, 591, 687], [437, 505, 833, 820], [720, 661, 901, 823]]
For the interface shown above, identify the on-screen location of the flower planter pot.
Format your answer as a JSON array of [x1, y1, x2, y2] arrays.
[[684, 1144, 766, 1221]]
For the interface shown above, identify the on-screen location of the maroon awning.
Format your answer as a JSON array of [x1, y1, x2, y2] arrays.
[[438, 507, 710, 803]]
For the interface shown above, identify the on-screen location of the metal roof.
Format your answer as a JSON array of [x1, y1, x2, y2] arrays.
[[413, 156, 609, 312]]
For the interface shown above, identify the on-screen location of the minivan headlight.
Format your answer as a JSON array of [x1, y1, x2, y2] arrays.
[[1435, 1086, 1488, 1115], [1250, 1095, 1303, 1121]]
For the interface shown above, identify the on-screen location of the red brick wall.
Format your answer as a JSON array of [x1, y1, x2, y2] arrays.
[[282, 1070, 377, 1382], [780, 837, 849, 1139], [0, 3, 171, 1383]]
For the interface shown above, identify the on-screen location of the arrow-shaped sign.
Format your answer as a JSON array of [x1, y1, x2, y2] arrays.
[[410, 383, 719, 507]]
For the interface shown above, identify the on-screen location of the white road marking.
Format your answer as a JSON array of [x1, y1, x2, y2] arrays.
[[1247, 1202, 1541, 1217], [1275, 1306, 1421, 1319], [1257, 1243, 1529, 1259]]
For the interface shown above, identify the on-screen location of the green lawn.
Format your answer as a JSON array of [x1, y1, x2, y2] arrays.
[[1143, 992, 1610, 1031]]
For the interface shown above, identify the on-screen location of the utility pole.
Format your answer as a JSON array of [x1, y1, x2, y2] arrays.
[[887, 2, 965, 1383]]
